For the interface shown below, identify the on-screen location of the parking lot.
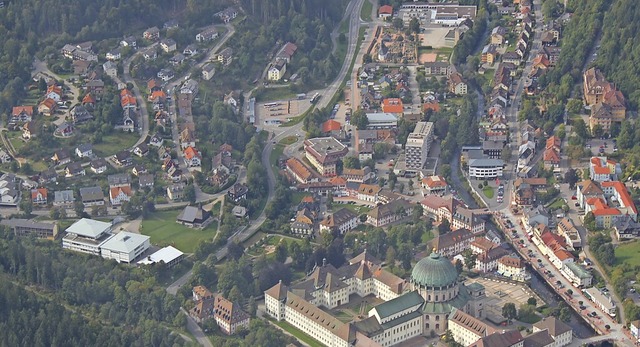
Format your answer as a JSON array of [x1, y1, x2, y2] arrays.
[[586, 138, 617, 156], [464, 277, 543, 318], [256, 98, 311, 127]]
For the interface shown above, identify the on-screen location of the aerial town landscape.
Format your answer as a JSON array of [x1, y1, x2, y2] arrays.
[[1, 0, 640, 346]]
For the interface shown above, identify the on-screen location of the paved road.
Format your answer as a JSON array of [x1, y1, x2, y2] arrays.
[[181, 308, 213, 347], [214, 0, 367, 261]]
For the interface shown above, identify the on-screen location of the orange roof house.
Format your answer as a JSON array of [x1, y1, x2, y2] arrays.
[[286, 157, 313, 183], [322, 119, 342, 133], [423, 101, 440, 113], [378, 5, 393, 15], [543, 148, 560, 164], [31, 188, 48, 203], [183, 146, 200, 160], [149, 90, 167, 102], [12, 106, 34, 117], [82, 93, 96, 105], [546, 135, 560, 150], [381, 98, 403, 114]]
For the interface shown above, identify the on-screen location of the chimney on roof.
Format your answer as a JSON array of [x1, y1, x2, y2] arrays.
[[322, 258, 327, 267]]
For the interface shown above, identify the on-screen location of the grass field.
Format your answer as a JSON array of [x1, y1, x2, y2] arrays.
[[93, 132, 139, 157], [360, 0, 373, 21], [256, 87, 296, 102], [547, 198, 566, 210], [280, 136, 297, 145], [482, 186, 495, 198], [269, 143, 285, 175], [614, 240, 640, 267], [332, 202, 371, 215], [140, 210, 217, 253], [273, 320, 324, 347]]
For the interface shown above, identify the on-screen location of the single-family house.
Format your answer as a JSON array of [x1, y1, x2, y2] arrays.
[[31, 188, 48, 205], [177, 205, 213, 228], [90, 158, 108, 174], [65, 162, 86, 177], [79, 186, 105, 206], [227, 183, 248, 203], [75, 144, 93, 158], [114, 150, 132, 166], [110, 185, 133, 206]]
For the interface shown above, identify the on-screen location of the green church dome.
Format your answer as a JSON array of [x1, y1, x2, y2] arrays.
[[411, 252, 458, 288]]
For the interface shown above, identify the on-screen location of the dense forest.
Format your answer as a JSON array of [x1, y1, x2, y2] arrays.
[[0, 229, 188, 346], [595, 0, 640, 110]]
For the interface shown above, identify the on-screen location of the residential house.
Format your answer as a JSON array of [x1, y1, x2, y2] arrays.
[[149, 133, 164, 148], [70, 105, 93, 124], [157, 68, 174, 81], [133, 143, 149, 157], [285, 157, 315, 184], [276, 42, 298, 63], [114, 150, 133, 166], [213, 295, 250, 335], [180, 126, 196, 149], [557, 217, 581, 251], [589, 156, 621, 182], [421, 175, 449, 195], [176, 205, 212, 228], [65, 162, 86, 177], [561, 262, 592, 288], [143, 47, 158, 61], [227, 183, 248, 203], [103, 61, 117, 78], [120, 36, 137, 48], [532, 317, 573, 347], [163, 19, 179, 30], [475, 246, 509, 273], [75, 144, 93, 158], [10, 106, 34, 124], [357, 184, 382, 204], [143, 27, 160, 40], [85, 79, 104, 97], [38, 98, 57, 116], [90, 158, 108, 174], [180, 79, 199, 97], [22, 121, 37, 140], [183, 146, 202, 168], [31, 188, 48, 205], [291, 208, 315, 236], [497, 256, 528, 281], [267, 60, 287, 81], [431, 228, 474, 258], [378, 5, 393, 18], [39, 169, 58, 184], [79, 186, 104, 206], [481, 44, 498, 65], [196, 26, 219, 42], [132, 164, 147, 176], [490, 26, 507, 45], [319, 208, 359, 235], [216, 47, 233, 66], [202, 63, 216, 80], [110, 185, 133, 206], [138, 173, 154, 188], [53, 190, 75, 207], [215, 7, 238, 23], [106, 48, 121, 61], [52, 150, 71, 165], [169, 52, 186, 65], [366, 199, 412, 227], [72, 60, 91, 75], [423, 62, 451, 75], [167, 183, 185, 201], [448, 72, 468, 95]]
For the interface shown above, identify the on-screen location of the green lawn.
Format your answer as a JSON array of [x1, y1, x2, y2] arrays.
[[547, 198, 566, 210], [332, 202, 371, 215], [614, 240, 640, 267], [482, 186, 495, 199], [280, 136, 297, 145], [273, 320, 324, 347], [360, 0, 373, 21], [93, 132, 139, 157], [269, 143, 285, 175], [421, 230, 435, 244], [140, 210, 217, 253], [255, 87, 296, 102]]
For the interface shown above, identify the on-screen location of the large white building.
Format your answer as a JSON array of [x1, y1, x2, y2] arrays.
[[405, 121, 434, 171], [366, 113, 398, 129], [100, 231, 150, 263], [468, 158, 504, 179], [62, 218, 114, 256], [304, 137, 349, 177], [265, 251, 485, 347], [583, 287, 616, 317]]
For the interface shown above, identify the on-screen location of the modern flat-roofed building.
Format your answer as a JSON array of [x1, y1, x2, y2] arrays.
[[405, 121, 434, 170], [100, 231, 150, 263], [1, 219, 59, 240], [62, 218, 113, 256], [303, 137, 348, 177], [138, 246, 184, 268], [583, 287, 616, 316], [365, 112, 398, 129], [468, 158, 504, 179]]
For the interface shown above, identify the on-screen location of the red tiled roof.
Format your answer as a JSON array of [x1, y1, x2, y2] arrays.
[[422, 175, 448, 188], [543, 148, 560, 163], [110, 186, 132, 199], [329, 176, 347, 186], [379, 5, 393, 14], [286, 157, 312, 181], [382, 98, 403, 113], [601, 181, 637, 215], [40, 98, 57, 110], [31, 188, 47, 200], [183, 146, 200, 160], [82, 93, 96, 104], [322, 119, 342, 133], [423, 101, 440, 112], [12, 106, 34, 116]]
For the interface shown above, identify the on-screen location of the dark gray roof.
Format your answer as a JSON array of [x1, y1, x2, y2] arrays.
[[108, 173, 131, 186], [79, 186, 104, 201], [371, 291, 423, 319]]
